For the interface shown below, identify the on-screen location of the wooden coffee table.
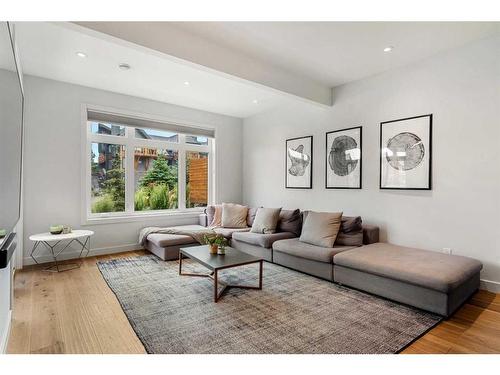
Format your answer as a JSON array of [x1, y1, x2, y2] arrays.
[[179, 245, 263, 302]]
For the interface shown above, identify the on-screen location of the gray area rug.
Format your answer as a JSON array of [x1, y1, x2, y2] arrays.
[[97, 255, 441, 354]]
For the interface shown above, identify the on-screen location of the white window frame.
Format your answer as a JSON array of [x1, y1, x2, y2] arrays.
[[81, 104, 216, 225]]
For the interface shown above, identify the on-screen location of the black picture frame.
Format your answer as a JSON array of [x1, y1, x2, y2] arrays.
[[325, 126, 362, 189], [285, 135, 313, 189], [379, 114, 432, 190]]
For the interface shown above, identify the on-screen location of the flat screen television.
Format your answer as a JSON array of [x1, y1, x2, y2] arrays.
[[0, 22, 23, 268]]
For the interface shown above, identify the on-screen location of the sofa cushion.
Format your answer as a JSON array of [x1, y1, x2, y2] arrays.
[[251, 207, 282, 234], [333, 242, 483, 293], [145, 225, 207, 247], [277, 209, 302, 236], [335, 216, 363, 247], [146, 233, 195, 248], [208, 205, 222, 227], [205, 205, 216, 227], [247, 207, 259, 227], [222, 203, 248, 228], [213, 227, 251, 239], [299, 211, 343, 247], [232, 231, 296, 249], [273, 238, 356, 263]]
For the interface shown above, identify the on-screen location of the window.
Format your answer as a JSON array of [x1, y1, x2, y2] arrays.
[[85, 109, 214, 221], [90, 122, 125, 136], [135, 148, 179, 211], [186, 151, 209, 208], [91, 143, 125, 213]]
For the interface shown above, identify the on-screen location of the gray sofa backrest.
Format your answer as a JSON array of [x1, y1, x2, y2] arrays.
[[204, 205, 379, 245], [362, 224, 379, 245]]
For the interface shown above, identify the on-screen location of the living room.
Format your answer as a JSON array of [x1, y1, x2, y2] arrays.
[[1, 0, 500, 372]]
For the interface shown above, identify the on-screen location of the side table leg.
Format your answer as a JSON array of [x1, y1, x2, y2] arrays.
[[77, 236, 91, 259], [30, 241, 41, 265], [45, 241, 60, 272], [178, 252, 183, 275]]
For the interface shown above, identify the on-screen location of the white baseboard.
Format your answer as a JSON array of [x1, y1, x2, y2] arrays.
[[0, 309, 12, 354], [480, 279, 500, 293], [23, 243, 143, 266]]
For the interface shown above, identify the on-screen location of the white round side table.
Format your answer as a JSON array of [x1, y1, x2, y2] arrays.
[[29, 230, 94, 272]]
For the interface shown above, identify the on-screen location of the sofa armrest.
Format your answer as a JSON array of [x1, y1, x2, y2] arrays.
[[363, 225, 379, 245], [199, 213, 208, 227]]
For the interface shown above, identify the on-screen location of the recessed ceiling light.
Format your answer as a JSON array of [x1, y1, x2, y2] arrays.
[[118, 63, 131, 70], [252, 99, 259, 104], [76, 52, 87, 58], [183, 81, 190, 86], [383, 46, 394, 52]]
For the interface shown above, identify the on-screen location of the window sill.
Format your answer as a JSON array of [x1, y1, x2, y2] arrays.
[[83, 209, 206, 226]]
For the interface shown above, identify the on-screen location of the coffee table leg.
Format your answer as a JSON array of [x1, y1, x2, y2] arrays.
[[178, 252, 182, 275], [214, 269, 218, 302], [259, 260, 263, 290]]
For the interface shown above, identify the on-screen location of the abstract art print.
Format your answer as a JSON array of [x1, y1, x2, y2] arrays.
[[286, 135, 313, 189], [380, 114, 432, 190], [325, 126, 362, 189]]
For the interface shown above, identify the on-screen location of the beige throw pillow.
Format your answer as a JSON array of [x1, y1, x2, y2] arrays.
[[221, 203, 249, 228], [251, 207, 282, 234], [299, 211, 343, 248]]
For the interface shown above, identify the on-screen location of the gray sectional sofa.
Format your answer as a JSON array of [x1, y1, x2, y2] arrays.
[[142, 205, 482, 317]]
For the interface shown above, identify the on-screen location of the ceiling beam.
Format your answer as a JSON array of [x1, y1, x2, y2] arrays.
[[73, 22, 333, 107]]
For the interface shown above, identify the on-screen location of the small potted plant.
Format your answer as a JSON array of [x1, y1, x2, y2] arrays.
[[204, 235, 228, 255], [216, 237, 229, 255]]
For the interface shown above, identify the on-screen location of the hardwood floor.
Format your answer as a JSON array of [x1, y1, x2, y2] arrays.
[[7, 251, 500, 354]]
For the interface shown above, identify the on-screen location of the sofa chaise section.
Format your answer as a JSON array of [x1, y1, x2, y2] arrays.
[[333, 242, 483, 316]]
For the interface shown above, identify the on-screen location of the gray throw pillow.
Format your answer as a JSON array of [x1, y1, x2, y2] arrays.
[[277, 209, 302, 236], [251, 207, 282, 234], [222, 203, 249, 228], [299, 211, 343, 247], [247, 207, 260, 227], [335, 216, 363, 246]]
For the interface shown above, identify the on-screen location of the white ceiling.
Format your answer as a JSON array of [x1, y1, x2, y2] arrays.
[[174, 22, 500, 86], [12, 22, 500, 119], [14, 22, 294, 118]]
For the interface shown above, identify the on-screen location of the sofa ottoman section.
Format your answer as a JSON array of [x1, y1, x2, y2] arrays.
[[333, 242, 483, 316], [145, 233, 197, 260], [231, 231, 296, 262]]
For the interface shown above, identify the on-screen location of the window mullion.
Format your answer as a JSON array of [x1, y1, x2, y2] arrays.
[[209, 138, 216, 205], [125, 127, 135, 213], [178, 140, 187, 211]]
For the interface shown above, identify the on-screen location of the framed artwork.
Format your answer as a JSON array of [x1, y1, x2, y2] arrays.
[[325, 126, 362, 189], [380, 114, 432, 190], [285, 135, 313, 189]]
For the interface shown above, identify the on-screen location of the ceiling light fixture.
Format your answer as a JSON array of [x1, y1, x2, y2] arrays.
[[118, 63, 131, 70], [76, 52, 87, 58], [383, 46, 394, 52], [252, 99, 259, 104], [183, 81, 190, 86]]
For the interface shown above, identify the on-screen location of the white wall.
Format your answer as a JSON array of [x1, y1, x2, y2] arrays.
[[23, 75, 243, 263], [242, 35, 500, 289]]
